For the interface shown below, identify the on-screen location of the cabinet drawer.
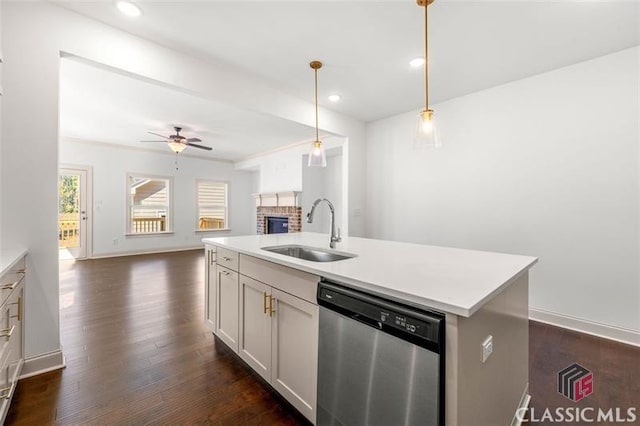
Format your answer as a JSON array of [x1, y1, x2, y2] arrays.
[[240, 254, 319, 304], [217, 248, 239, 272], [0, 271, 24, 307]]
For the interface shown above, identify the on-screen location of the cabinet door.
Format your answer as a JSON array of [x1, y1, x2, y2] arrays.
[[215, 265, 239, 352], [271, 289, 318, 423], [239, 276, 271, 382], [7, 285, 23, 387], [205, 248, 216, 330]]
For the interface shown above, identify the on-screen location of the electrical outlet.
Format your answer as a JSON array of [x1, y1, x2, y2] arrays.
[[481, 335, 493, 363]]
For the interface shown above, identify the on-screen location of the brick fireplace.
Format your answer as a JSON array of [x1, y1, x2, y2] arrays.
[[255, 191, 302, 235]]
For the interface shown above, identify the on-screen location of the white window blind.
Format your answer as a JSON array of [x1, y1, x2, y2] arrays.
[[197, 181, 228, 230]]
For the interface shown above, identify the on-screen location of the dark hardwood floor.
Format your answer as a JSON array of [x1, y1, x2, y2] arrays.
[[6, 250, 639, 425]]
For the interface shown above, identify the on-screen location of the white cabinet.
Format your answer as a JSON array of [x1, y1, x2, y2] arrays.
[[204, 246, 216, 330], [270, 288, 318, 423], [0, 253, 26, 424], [206, 247, 320, 423], [215, 265, 239, 352], [238, 259, 319, 424], [239, 275, 272, 381]]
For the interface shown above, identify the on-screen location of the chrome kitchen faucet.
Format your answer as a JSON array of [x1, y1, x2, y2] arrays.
[[306, 198, 341, 249]]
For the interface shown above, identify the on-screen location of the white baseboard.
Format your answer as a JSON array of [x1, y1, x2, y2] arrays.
[[90, 245, 203, 259], [529, 308, 640, 347], [20, 350, 66, 379]]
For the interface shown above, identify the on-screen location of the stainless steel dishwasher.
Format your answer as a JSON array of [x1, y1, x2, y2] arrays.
[[317, 280, 445, 426]]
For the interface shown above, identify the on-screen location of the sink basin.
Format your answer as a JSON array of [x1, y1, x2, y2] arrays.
[[261, 245, 357, 262]]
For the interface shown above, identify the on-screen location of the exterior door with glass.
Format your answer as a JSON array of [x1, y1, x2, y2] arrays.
[[58, 168, 89, 259]]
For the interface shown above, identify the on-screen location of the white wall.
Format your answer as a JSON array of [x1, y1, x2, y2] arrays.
[[366, 47, 640, 335], [60, 140, 254, 257], [238, 137, 348, 235], [301, 153, 343, 235], [0, 0, 3, 251], [0, 2, 364, 367]]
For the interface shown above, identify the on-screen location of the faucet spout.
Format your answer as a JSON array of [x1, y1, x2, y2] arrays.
[[306, 198, 341, 249]]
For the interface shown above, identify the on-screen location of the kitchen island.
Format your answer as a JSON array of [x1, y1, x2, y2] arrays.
[[203, 232, 537, 426]]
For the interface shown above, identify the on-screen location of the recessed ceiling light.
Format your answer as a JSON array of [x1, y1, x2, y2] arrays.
[[409, 57, 425, 68], [328, 94, 342, 102], [116, 0, 142, 17]]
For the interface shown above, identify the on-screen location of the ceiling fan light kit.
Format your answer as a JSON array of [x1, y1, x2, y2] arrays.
[[140, 126, 212, 154], [168, 141, 187, 154], [308, 60, 327, 168], [414, 0, 442, 150]]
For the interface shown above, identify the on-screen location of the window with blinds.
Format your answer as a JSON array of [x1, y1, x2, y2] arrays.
[[197, 181, 228, 230]]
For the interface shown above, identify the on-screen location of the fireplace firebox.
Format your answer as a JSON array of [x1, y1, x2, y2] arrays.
[[266, 216, 289, 234]]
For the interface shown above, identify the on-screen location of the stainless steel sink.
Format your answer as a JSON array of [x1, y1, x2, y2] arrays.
[[261, 245, 357, 262]]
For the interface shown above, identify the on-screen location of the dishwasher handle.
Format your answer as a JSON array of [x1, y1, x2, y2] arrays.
[[351, 313, 383, 330]]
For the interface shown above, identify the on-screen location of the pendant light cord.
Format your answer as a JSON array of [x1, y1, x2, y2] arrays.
[[314, 67, 319, 141], [424, 2, 429, 110]]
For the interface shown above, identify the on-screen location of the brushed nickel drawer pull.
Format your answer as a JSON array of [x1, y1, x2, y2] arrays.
[[221, 256, 231, 261], [0, 325, 15, 338], [1, 274, 24, 291], [220, 270, 230, 276]]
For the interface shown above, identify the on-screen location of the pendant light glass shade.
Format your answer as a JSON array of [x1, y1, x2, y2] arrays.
[[414, 109, 441, 149], [308, 60, 327, 167], [308, 140, 327, 167], [168, 141, 187, 153], [415, 0, 441, 150]]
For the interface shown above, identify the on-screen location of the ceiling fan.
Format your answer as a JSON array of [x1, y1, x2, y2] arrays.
[[141, 126, 212, 153]]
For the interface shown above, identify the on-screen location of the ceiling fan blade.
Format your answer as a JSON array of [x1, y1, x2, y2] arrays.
[[186, 142, 213, 151], [186, 137, 202, 143], [148, 131, 170, 139], [140, 140, 169, 143]]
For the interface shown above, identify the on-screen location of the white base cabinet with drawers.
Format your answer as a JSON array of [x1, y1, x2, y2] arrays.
[[204, 245, 319, 424], [204, 246, 216, 330], [0, 252, 26, 424]]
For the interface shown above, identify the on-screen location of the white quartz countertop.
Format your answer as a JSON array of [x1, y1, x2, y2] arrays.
[[0, 248, 28, 276], [202, 233, 537, 317]]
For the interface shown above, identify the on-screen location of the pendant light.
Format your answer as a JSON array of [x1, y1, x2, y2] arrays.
[[308, 60, 327, 167], [415, 0, 441, 149]]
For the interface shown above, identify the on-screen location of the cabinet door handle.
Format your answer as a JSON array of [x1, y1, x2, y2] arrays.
[[10, 297, 22, 321], [269, 296, 276, 317], [1, 274, 24, 290], [209, 250, 215, 265], [0, 325, 15, 339], [263, 292, 269, 314], [221, 256, 231, 261]]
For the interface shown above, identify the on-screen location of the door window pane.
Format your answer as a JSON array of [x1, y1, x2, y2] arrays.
[[59, 174, 80, 248]]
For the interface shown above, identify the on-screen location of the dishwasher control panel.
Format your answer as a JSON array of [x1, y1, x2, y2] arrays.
[[318, 280, 444, 350]]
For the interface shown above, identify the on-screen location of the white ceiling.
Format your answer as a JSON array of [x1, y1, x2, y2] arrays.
[[60, 58, 317, 161], [55, 0, 640, 123]]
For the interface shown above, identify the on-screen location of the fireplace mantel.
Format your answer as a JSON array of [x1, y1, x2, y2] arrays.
[[253, 191, 301, 208]]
